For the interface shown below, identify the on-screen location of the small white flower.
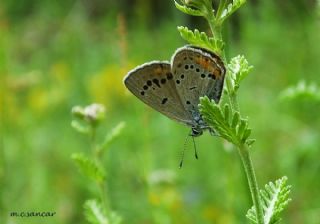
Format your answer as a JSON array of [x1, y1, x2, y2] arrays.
[[84, 104, 106, 122]]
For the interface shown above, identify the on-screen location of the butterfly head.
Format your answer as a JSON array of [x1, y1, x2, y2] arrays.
[[189, 112, 212, 137], [190, 127, 203, 137]]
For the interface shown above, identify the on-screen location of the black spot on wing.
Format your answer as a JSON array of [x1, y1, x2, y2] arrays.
[[166, 72, 173, 80], [208, 73, 216, 80], [153, 79, 161, 88], [161, 98, 168, 104]]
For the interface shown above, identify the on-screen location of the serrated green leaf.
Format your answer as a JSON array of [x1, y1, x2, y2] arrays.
[[228, 55, 253, 92], [223, 104, 231, 126], [199, 96, 252, 146], [84, 200, 122, 224], [241, 128, 251, 142], [72, 153, 106, 183], [246, 206, 258, 224], [214, 104, 224, 120], [177, 26, 224, 53], [100, 121, 125, 152], [174, 1, 203, 16], [231, 111, 240, 129], [71, 120, 90, 134], [84, 200, 108, 224], [237, 119, 247, 138], [218, 0, 246, 23], [246, 176, 291, 224]]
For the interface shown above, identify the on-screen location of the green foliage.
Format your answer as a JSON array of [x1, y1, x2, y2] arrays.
[[199, 97, 254, 147], [228, 55, 253, 92], [84, 200, 122, 224], [246, 177, 292, 224], [177, 26, 224, 54], [71, 103, 125, 223], [6, 0, 320, 223], [217, 0, 246, 24], [175, 0, 247, 27], [174, 1, 203, 16], [279, 80, 320, 102], [71, 120, 91, 134], [179, 1, 293, 223], [99, 121, 126, 154], [72, 153, 106, 183]]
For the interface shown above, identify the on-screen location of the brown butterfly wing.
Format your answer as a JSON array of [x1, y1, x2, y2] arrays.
[[171, 46, 226, 115], [124, 61, 193, 125]]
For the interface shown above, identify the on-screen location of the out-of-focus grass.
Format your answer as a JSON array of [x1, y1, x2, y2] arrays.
[[1, 1, 320, 224]]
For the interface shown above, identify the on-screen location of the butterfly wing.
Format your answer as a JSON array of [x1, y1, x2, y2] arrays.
[[124, 61, 193, 125], [171, 46, 226, 115]]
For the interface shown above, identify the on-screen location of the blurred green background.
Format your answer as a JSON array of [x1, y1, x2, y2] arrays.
[[1, 0, 320, 223]]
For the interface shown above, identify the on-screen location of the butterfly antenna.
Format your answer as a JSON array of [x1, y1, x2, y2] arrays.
[[192, 136, 198, 159], [179, 133, 190, 169]]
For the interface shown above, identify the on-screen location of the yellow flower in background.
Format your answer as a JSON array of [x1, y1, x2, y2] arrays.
[[50, 61, 70, 84], [148, 191, 161, 206], [88, 63, 135, 106], [202, 205, 221, 222], [4, 70, 41, 123], [202, 205, 234, 223], [27, 86, 49, 113], [147, 169, 184, 220], [26, 62, 70, 115]]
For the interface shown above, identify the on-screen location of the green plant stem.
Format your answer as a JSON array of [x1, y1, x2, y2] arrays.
[[238, 144, 264, 224], [206, 10, 264, 224], [226, 84, 240, 112], [90, 127, 110, 213], [206, 15, 239, 112]]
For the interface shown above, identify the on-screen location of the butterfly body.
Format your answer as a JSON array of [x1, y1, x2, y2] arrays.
[[124, 46, 226, 136]]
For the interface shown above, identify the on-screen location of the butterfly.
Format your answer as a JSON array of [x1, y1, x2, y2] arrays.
[[124, 45, 226, 137]]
